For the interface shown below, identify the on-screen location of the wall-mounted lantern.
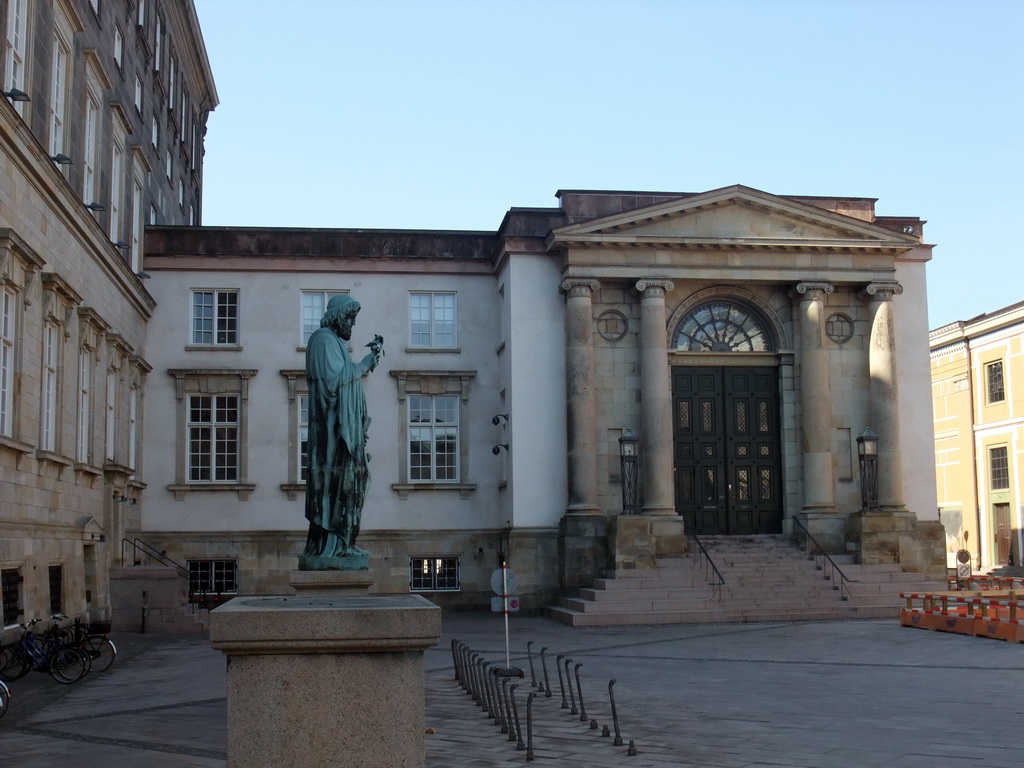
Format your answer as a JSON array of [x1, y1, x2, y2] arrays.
[[619, 428, 640, 515], [856, 427, 879, 511]]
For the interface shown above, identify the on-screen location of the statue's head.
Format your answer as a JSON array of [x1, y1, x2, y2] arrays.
[[322, 294, 360, 340]]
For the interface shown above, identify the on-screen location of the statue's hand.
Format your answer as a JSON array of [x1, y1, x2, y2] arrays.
[[360, 352, 377, 373]]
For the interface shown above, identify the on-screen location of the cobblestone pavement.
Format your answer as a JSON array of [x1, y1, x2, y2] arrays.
[[1, 617, 1022, 767]]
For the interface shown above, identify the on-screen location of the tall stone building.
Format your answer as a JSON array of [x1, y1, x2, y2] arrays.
[[931, 301, 1024, 570], [140, 186, 945, 611], [1, 0, 216, 626]]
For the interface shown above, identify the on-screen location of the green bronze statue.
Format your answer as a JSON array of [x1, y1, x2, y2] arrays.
[[299, 294, 383, 571]]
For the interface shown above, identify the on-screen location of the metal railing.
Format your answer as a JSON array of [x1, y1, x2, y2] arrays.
[[690, 534, 725, 601], [121, 538, 196, 607], [791, 518, 857, 600]]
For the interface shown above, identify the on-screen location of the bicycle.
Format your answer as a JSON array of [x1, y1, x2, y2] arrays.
[[47, 615, 116, 673], [0, 619, 89, 685], [0, 679, 9, 720]]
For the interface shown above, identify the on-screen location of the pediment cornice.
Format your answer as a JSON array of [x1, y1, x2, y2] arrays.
[[546, 185, 919, 254]]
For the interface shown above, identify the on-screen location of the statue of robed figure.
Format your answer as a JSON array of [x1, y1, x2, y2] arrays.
[[299, 294, 383, 571]]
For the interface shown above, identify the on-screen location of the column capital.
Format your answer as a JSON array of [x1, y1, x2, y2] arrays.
[[634, 279, 674, 298], [560, 278, 600, 299], [791, 281, 834, 300], [860, 281, 903, 302]]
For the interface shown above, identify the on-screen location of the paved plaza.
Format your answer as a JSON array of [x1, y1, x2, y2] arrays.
[[1, 615, 1021, 767]]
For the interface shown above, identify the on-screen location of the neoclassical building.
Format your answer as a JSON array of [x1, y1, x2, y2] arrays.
[[138, 185, 944, 611], [1, 0, 216, 627]]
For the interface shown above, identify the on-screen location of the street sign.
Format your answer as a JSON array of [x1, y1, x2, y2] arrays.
[[491, 596, 520, 612], [490, 567, 518, 596]]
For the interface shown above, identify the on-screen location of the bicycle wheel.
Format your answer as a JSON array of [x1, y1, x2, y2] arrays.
[[84, 636, 116, 673], [0, 680, 9, 720], [0, 646, 30, 682], [49, 648, 88, 684]]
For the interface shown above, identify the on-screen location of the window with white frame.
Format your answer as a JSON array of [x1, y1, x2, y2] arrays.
[[151, 115, 159, 148], [40, 322, 59, 452], [137, 0, 145, 26], [187, 394, 239, 482], [127, 386, 138, 472], [187, 559, 238, 595], [110, 129, 125, 240], [298, 393, 309, 482], [113, 27, 123, 69], [83, 91, 100, 202], [1, 286, 16, 437], [409, 556, 460, 592], [191, 290, 239, 346], [300, 290, 346, 346], [165, 150, 172, 179], [986, 361, 1005, 405], [409, 292, 456, 348], [134, 75, 142, 111], [4, 0, 29, 116], [76, 349, 91, 463], [131, 178, 144, 272], [105, 368, 117, 462], [49, 33, 70, 158], [168, 57, 176, 110], [408, 394, 459, 482], [154, 17, 162, 70]]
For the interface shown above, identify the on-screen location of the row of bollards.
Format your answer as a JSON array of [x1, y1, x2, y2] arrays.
[[452, 638, 638, 761]]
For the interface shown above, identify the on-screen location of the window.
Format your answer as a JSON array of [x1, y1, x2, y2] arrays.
[[191, 290, 239, 346], [187, 394, 239, 482], [409, 557, 460, 592], [137, 0, 145, 26], [188, 559, 238, 595], [300, 290, 346, 346], [986, 361, 1005, 404], [409, 394, 459, 482], [88, 0, 98, 13], [127, 387, 138, 472], [154, 17, 162, 70], [131, 178, 144, 271], [990, 446, 1010, 490], [83, 92, 100, 202], [151, 115, 159, 148], [105, 369, 117, 461], [113, 27, 123, 68], [4, 0, 29, 116], [77, 350, 92, 463], [48, 565, 63, 615], [298, 394, 309, 482], [2, 568, 21, 625], [409, 292, 456, 348], [49, 34, 70, 158], [165, 150, 172, 179], [40, 322, 58, 451], [169, 369, 256, 499], [168, 57, 176, 110], [134, 75, 142, 111], [110, 130, 125, 239], [673, 300, 773, 352], [1, 287, 15, 437]]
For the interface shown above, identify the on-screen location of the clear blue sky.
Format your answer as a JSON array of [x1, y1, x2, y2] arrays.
[[194, 0, 1022, 329]]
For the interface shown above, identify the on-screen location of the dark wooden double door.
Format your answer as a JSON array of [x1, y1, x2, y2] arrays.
[[673, 366, 782, 535]]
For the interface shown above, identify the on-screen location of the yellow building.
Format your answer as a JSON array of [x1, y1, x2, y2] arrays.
[[931, 301, 1024, 570]]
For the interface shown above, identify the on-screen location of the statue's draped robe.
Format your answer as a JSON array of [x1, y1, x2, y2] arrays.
[[303, 326, 370, 558]]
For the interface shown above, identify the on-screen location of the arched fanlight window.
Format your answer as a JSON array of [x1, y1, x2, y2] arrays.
[[673, 301, 774, 352]]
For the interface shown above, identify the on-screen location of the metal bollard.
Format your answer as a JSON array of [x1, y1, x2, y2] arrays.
[[574, 662, 587, 722], [628, 739, 638, 756], [502, 677, 516, 740], [526, 640, 538, 688], [564, 658, 578, 715], [493, 669, 508, 731], [482, 662, 495, 719], [510, 684, 525, 750], [609, 678, 623, 746], [556, 654, 569, 708], [451, 639, 460, 681], [526, 693, 537, 761], [468, 653, 481, 702], [540, 647, 552, 697]]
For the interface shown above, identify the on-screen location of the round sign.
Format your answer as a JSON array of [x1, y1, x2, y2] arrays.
[[490, 568, 518, 596]]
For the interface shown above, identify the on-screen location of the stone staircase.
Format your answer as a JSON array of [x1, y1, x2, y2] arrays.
[[545, 534, 947, 627]]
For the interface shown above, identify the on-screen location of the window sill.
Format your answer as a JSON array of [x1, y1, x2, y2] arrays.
[[0, 434, 34, 457], [392, 483, 476, 500], [73, 461, 104, 478], [405, 347, 460, 354], [184, 345, 243, 352], [168, 483, 256, 501], [280, 482, 305, 501]]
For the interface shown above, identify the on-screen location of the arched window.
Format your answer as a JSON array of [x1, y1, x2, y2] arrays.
[[673, 301, 774, 352]]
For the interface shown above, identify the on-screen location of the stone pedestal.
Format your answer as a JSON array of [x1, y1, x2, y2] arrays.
[[290, 569, 373, 596], [610, 514, 688, 571], [558, 514, 609, 590], [210, 595, 441, 768]]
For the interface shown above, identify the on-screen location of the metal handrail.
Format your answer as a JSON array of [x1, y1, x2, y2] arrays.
[[121, 538, 196, 607], [690, 534, 725, 601], [791, 518, 857, 601]]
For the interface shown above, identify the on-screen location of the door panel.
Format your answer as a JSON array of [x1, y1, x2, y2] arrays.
[[674, 366, 782, 535]]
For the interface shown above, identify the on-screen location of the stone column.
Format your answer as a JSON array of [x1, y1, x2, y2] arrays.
[[863, 282, 906, 512], [560, 278, 600, 515], [793, 282, 835, 513], [635, 279, 676, 516]]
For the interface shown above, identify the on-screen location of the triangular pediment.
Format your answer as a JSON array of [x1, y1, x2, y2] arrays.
[[548, 185, 919, 251]]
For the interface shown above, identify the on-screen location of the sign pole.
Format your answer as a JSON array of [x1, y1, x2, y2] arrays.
[[502, 558, 511, 669]]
